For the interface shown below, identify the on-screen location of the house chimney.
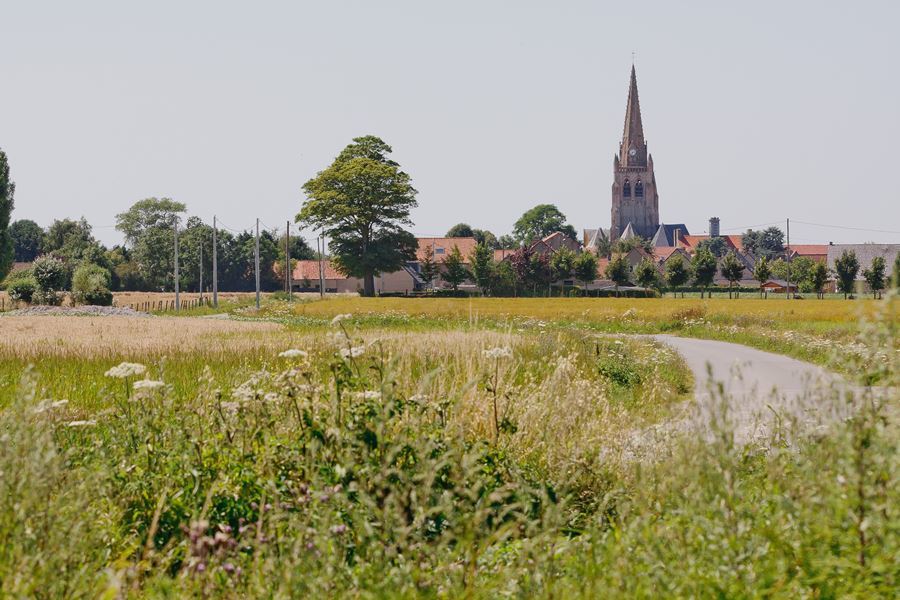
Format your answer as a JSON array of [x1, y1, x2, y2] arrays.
[[674, 228, 680, 249], [709, 217, 720, 238]]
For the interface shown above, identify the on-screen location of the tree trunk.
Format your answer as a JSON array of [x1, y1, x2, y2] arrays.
[[363, 272, 375, 297]]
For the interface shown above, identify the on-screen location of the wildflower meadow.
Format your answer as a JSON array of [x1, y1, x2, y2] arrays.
[[0, 295, 896, 597]]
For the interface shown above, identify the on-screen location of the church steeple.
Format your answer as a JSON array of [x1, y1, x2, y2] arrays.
[[619, 65, 647, 167], [610, 63, 659, 241]]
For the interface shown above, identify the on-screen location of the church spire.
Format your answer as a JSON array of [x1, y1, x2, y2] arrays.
[[620, 65, 646, 166]]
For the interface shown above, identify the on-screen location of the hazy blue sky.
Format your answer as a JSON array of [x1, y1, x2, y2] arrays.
[[2, 0, 898, 247]]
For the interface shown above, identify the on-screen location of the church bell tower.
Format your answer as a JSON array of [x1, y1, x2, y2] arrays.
[[611, 65, 660, 240]]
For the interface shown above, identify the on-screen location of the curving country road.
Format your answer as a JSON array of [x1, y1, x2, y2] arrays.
[[649, 334, 851, 445]]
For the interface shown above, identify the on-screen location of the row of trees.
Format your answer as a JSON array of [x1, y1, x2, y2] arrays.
[[3, 199, 315, 302], [422, 245, 751, 299], [419, 243, 601, 296]]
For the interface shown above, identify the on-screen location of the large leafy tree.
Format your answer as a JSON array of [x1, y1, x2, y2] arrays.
[[512, 204, 577, 244], [298, 136, 418, 296], [473, 229, 499, 249], [469, 243, 494, 295], [811, 262, 828, 299], [10, 219, 43, 262], [177, 217, 214, 293], [753, 255, 771, 298], [491, 259, 517, 296], [549, 247, 576, 283], [862, 256, 886, 299], [742, 227, 785, 259], [696, 236, 728, 258], [419, 245, 438, 289], [116, 198, 186, 290], [691, 248, 718, 298], [834, 250, 859, 299], [446, 224, 498, 249], [446, 223, 474, 238], [497, 234, 518, 250], [573, 252, 598, 288], [720, 251, 745, 298], [771, 256, 817, 292], [604, 254, 631, 296], [441, 246, 469, 291], [0, 149, 15, 280], [509, 246, 535, 294], [664, 254, 690, 298], [634, 257, 660, 290], [44, 218, 99, 263], [116, 198, 186, 246], [215, 229, 280, 292]]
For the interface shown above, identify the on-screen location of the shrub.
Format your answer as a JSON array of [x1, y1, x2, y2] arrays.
[[71, 263, 113, 306], [5, 272, 37, 304], [32, 288, 65, 305], [31, 255, 68, 305]]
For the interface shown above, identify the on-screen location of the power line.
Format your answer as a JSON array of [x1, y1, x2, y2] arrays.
[[212, 219, 247, 234], [258, 219, 280, 233], [720, 220, 781, 232], [791, 220, 900, 235]]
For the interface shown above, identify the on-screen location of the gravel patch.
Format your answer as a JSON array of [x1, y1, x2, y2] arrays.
[[1, 305, 150, 317]]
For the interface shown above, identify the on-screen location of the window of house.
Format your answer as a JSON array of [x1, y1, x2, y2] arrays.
[[623, 179, 631, 197], [635, 180, 644, 197], [435, 248, 445, 254]]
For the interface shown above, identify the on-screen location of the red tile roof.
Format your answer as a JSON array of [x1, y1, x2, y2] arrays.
[[725, 235, 744, 251], [786, 244, 828, 256], [680, 235, 741, 252], [291, 259, 347, 281], [416, 237, 478, 263], [652, 246, 680, 261]]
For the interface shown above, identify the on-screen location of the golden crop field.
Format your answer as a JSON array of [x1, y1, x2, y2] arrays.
[[287, 295, 893, 326]]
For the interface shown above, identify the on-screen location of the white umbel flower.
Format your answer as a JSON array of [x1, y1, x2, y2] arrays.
[[278, 349, 309, 359], [340, 346, 365, 359], [330, 313, 352, 326], [133, 379, 165, 391], [482, 346, 513, 360], [104, 362, 147, 379]]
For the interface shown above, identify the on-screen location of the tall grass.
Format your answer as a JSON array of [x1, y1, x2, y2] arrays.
[[0, 298, 895, 596]]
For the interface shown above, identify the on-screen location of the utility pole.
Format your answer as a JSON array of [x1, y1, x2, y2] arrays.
[[285, 220, 292, 301], [212, 215, 218, 308], [174, 218, 180, 311], [318, 233, 325, 298], [255, 218, 261, 310], [199, 233, 203, 302], [786, 217, 791, 300]]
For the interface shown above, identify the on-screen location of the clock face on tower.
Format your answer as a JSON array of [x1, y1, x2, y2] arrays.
[[628, 147, 637, 157]]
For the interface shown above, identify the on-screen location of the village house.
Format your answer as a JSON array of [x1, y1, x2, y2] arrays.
[[289, 237, 478, 294], [785, 244, 828, 263], [826, 243, 899, 290]]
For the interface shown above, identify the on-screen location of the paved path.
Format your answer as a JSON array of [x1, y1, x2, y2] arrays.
[[647, 335, 850, 446]]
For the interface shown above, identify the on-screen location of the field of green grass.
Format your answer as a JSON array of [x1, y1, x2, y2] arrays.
[[0, 294, 896, 596]]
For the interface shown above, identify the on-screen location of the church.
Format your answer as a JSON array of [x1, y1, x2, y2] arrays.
[[585, 65, 689, 252]]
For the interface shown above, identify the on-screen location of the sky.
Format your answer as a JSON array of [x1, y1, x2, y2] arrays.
[[2, 0, 898, 248]]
